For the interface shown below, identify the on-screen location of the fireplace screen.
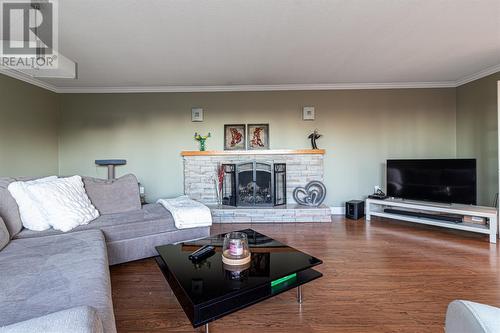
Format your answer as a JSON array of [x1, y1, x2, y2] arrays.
[[222, 164, 236, 206], [274, 163, 286, 206], [223, 161, 286, 207]]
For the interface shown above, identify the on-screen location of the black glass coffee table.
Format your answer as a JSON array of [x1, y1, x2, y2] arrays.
[[155, 229, 322, 332]]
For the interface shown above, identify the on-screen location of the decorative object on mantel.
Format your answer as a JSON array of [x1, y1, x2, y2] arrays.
[[191, 108, 204, 122], [215, 163, 225, 205], [222, 232, 251, 266], [308, 129, 322, 149], [224, 124, 246, 150], [303, 106, 315, 120], [293, 180, 327, 207], [248, 124, 269, 150], [194, 132, 211, 151]]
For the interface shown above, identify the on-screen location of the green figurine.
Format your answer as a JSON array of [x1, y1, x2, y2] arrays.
[[194, 132, 211, 151]]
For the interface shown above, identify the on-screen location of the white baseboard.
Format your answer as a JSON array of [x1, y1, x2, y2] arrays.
[[330, 206, 345, 215]]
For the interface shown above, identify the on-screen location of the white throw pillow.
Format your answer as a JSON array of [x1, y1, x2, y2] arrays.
[[8, 176, 58, 231], [23, 175, 99, 232]]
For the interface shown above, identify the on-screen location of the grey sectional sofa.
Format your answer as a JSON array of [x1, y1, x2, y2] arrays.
[[0, 175, 211, 333]]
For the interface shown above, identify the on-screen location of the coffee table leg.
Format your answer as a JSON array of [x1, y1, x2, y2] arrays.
[[297, 285, 303, 304]]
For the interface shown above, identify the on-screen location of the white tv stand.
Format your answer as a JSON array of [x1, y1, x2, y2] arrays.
[[366, 198, 498, 243]]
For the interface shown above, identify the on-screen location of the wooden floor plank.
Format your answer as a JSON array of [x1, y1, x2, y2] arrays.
[[110, 217, 500, 332]]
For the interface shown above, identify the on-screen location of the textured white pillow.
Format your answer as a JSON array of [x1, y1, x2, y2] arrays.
[[8, 176, 58, 231], [23, 175, 99, 232]]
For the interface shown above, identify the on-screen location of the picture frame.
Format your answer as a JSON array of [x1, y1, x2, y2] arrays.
[[247, 124, 270, 150], [224, 124, 246, 150], [191, 108, 203, 122], [302, 106, 315, 120]]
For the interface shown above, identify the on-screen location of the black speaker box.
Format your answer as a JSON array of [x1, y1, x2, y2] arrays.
[[346, 200, 365, 220]]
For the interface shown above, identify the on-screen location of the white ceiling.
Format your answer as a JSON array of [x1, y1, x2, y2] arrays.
[[9, 0, 500, 92]]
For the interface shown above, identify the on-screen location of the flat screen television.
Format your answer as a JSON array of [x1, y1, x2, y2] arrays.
[[386, 159, 476, 205]]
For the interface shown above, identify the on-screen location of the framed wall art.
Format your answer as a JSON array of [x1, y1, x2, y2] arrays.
[[224, 124, 246, 150], [247, 124, 269, 150], [303, 106, 315, 120], [191, 108, 203, 122]]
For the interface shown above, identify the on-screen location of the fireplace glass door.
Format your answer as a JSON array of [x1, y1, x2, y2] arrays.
[[236, 161, 273, 206]]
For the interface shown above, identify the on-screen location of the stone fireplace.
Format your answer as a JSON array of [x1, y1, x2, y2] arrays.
[[182, 149, 331, 223]]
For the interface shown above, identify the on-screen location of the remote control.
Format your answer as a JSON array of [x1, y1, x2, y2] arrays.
[[188, 245, 215, 261]]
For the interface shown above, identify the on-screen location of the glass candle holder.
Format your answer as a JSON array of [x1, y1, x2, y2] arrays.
[[222, 232, 251, 265]]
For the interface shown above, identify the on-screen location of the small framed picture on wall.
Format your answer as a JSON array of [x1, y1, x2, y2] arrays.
[[224, 124, 246, 150], [247, 124, 269, 150], [191, 108, 203, 122], [303, 106, 315, 120]]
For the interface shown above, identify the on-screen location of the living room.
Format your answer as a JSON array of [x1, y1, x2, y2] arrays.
[[0, 1, 499, 332]]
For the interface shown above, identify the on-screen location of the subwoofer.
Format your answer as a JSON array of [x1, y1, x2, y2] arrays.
[[345, 200, 364, 220]]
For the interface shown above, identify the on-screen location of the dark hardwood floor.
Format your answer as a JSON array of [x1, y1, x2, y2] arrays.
[[110, 217, 500, 332]]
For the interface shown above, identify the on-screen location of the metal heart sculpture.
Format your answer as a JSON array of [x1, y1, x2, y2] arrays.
[[293, 181, 327, 207]]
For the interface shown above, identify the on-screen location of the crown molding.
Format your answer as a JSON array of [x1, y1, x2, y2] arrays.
[[455, 63, 500, 87], [0, 68, 59, 93], [2, 64, 499, 94], [55, 81, 457, 93]]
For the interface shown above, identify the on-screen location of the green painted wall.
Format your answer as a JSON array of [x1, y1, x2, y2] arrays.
[[59, 89, 457, 206], [2, 70, 497, 208], [0, 74, 59, 177], [456, 72, 500, 206]]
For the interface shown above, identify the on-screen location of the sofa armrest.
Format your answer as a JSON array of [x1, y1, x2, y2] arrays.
[[0, 215, 9, 250], [446, 300, 500, 333], [0, 306, 104, 333]]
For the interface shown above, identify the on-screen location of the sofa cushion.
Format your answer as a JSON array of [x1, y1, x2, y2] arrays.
[[106, 225, 211, 265], [0, 306, 104, 333], [7, 176, 58, 231], [0, 230, 116, 333], [0, 177, 44, 238], [21, 176, 99, 232], [15, 203, 176, 242], [83, 174, 141, 215], [0, 216, 9, 251]]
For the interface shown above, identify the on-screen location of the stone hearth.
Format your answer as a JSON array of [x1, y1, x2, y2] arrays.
[[210, 204, 332, 223], [182, 149, 331, 223]]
